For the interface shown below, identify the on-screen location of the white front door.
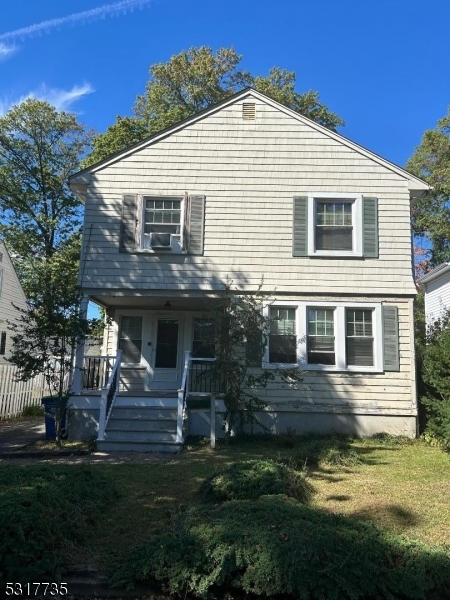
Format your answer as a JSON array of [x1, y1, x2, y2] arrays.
[[147, 316, 183, 390]]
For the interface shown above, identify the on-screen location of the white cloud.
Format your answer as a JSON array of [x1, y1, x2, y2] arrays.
[[0, 42, 18, 61], [0, 83, 95, 116], [0, 0, 151, 43]]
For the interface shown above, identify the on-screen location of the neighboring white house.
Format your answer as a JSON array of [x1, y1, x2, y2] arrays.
[[68, 88, 430, 451], [0, 241, 28, 364], [418, 263, 450, 329]]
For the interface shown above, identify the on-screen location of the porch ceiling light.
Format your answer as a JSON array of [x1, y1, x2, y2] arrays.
[[164, 301, 172, 310]]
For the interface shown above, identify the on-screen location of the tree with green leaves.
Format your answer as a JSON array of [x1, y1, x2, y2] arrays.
[[202, 280, 303, 436], [86, 46, 344, 166], [407, 107, 450, 267], [0, 99, 92, 275], [0, 100, 95, 442], [8, 236, 96, 446]]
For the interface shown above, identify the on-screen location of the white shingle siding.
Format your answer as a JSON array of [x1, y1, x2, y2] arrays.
[[424, 273, 450, 327], [80, 98, 415, 295], [0, 242, 28, 364]]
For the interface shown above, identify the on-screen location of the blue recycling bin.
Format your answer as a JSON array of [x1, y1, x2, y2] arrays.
[[41, 396, 68, 440]]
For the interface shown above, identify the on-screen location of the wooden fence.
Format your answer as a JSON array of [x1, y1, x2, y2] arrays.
[[0, 365, 47, 419]]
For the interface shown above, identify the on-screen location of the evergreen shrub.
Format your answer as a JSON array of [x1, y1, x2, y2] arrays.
[[112, 496, 450, 599], [198, 459, 313, 503], [0, 466, 116, 583]]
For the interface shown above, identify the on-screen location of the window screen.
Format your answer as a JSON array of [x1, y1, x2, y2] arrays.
[[316, 201, 353, 251], [269, 307, 296, 363]]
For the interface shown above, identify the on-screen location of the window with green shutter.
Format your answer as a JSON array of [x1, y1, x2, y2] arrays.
[[295, 193, 378, 258]]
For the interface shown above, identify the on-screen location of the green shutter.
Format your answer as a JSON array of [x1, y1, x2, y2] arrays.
[[292, 196, 308, 257], [119, 194, 137, 253], [188, 195, 205, 255], [383, 305, 400, 371], [363, 197, 378, 258]]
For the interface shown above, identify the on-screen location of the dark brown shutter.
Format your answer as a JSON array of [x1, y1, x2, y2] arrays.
[[0, 331, 6, 355], [119, 194, 138, 253], [188, 195, 206, 255]]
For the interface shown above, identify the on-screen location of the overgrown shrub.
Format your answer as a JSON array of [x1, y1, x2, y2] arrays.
[[0, 466, 116, 583], [292, 436, 363, 469], [199, 459, 313, 503], [421, 396, 450, 447], [112, 495, 450, 599]]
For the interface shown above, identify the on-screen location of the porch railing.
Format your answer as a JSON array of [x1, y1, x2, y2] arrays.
[[82, 355, 116, 390], [97, 350, 122, 442]]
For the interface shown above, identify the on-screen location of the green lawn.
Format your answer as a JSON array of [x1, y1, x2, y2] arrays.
[[62, 435, 450, 572]]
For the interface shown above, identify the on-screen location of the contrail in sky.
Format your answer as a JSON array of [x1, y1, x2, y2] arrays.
[[0, 0, 151, 42]]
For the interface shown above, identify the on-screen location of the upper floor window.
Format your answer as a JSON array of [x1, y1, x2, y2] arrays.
[[142, 196, 182, 251], [308, 194, 362, 257], [316, 201, 353, 252]]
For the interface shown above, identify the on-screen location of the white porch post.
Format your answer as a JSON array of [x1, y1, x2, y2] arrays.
[[71, 295, 89, 394]]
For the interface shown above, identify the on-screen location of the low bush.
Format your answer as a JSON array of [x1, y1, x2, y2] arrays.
[[293, 436, 363, 469], [420, 396, 450, 448], [0, 466, 116, 583], [21, 404, 44, 417], [112, 495, 450, 599], [198, 459, 313, 503]]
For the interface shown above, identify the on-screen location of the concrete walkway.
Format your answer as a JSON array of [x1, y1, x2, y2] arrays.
[[0, 417, 45, 452]]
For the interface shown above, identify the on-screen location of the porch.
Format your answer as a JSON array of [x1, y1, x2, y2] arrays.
[[69, 350, 226, 452]]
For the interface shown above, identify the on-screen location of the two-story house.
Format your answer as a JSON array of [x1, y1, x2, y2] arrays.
[[0, 240, 28, 364], [68, 88, 430, 452]]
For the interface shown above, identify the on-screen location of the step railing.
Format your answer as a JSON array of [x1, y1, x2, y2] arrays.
[[97, 350, 122, 442], [177, 352, 226, 447]]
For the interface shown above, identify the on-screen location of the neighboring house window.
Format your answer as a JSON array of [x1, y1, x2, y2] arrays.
[[264, 302, 386, 372], [308, 194, 362, 256], [269, 307, 297, 364], [192, 318, 215, 358], [118, 316, 143, 364], [0, 269, 3, 297], [0, 331, 6, 355], [307, 308, 335, 365]]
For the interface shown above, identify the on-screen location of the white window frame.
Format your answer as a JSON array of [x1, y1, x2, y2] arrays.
[[140, 195, 185, 254], [263, 301, 382, 373], [307, 193, 363, 257]]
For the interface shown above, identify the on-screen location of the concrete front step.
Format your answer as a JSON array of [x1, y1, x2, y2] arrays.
[[97, 439, 182, 453]]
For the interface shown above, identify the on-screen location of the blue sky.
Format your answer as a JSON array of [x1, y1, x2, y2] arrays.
[[1, 0, 449, 167], [1, 0, 448, 317]]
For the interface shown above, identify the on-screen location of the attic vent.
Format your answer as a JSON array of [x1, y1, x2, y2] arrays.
[[242, 103, 256, 120]]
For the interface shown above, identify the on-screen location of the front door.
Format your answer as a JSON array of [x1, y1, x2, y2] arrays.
[[148, 317, 183, 390]]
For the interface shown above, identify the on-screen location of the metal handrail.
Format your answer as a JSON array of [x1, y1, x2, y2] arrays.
[[97, 350, 122, 442]]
